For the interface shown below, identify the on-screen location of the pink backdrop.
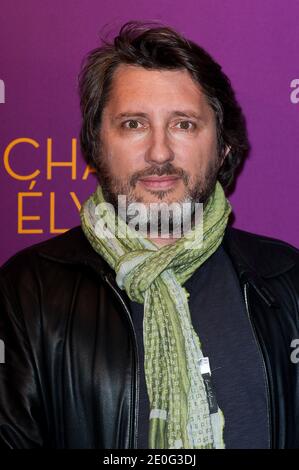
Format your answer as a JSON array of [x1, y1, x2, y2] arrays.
[[1, 0, 298, 265]]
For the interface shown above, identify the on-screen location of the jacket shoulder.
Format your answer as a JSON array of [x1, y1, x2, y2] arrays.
[[225, 226, 299, 278], [0, 226, 94, 282], [229, 226, 298, 252]]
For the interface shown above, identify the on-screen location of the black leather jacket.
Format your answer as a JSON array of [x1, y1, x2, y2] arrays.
[[0, 225, 298, 449]]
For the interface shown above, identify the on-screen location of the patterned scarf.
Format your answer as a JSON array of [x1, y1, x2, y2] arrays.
[[80, 180, 232, 449]]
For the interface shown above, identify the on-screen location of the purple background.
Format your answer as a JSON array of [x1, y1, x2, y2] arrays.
[[1, 0, 298, 265]]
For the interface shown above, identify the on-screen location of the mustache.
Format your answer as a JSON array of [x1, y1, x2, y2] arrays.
[[130, 163, 189, 188]]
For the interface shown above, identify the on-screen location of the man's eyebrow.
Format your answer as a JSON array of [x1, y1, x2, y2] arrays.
[[171, 110, 203, 120], [113, 112, 149, 121], [113, 110, 204, 121]]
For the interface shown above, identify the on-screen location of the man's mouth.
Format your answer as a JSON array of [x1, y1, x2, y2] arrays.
[[139, 175, 181, 190]]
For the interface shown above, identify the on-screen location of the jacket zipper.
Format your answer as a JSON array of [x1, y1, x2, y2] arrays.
[[104, 275, 139, 449], [243, 281, 273, 449]]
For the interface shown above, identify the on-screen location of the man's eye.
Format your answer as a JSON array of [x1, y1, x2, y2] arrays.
[[176, 121, 195, 130], [122, 120, 142, 129]]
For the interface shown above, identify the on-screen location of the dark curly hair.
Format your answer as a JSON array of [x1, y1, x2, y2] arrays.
[[78, 21, 250, 191]]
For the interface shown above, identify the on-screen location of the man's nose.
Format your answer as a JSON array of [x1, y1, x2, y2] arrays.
[[144, 128, 175, 165]]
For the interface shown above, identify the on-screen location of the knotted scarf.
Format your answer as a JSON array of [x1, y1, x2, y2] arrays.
[[80, 180, 232, 449]]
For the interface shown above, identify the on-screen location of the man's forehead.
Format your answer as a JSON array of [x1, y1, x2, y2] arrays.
[[106, 64, 210, 113]]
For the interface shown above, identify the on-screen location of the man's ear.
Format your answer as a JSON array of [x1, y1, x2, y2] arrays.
[[221, 145, 231, 165], [224, 145, 231, 157]]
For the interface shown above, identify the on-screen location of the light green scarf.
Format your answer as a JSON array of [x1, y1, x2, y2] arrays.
[[80, 180, 232, 449]]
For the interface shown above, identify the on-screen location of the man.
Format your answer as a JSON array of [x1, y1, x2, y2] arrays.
[[0, 21, 298, 449]]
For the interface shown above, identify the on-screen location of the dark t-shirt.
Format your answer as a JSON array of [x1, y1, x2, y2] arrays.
[[129, 244, 270, 449]]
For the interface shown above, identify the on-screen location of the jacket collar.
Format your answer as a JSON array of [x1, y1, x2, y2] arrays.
[[222, 225, 296, 279], [37, 225, 296, 286]]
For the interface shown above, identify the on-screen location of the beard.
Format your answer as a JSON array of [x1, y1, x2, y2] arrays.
[[95, 156, 221, 238]]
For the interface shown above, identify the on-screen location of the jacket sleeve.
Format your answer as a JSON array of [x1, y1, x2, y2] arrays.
[[0, 271, 45, 448]]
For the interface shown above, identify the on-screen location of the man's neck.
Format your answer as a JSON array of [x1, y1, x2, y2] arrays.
[[147, 236, 180, 247]]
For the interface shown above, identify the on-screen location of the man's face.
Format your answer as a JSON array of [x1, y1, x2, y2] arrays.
[[97, 64, 226, 232]]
